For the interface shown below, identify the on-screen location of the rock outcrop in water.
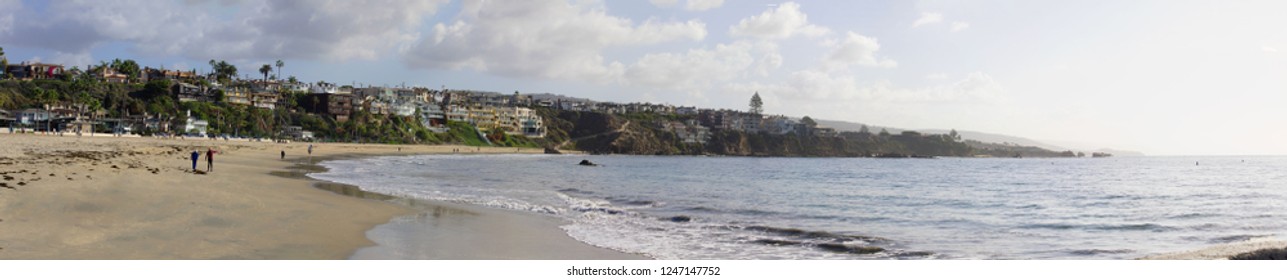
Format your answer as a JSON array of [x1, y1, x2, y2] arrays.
[[1230, 247, 1287, 260]]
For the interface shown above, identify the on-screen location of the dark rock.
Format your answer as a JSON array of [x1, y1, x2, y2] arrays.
[[744, 225, 885, 243], [578, 159, 596, 166], [544, 147, 562, 154], [1230, 247, 1287, 260], [754, 239, 803, 246], [815, 243, 885, 254], [892, 251, 936, 258]]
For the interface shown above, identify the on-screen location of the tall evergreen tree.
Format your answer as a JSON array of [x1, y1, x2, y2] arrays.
[[749, 92, 763, 115]]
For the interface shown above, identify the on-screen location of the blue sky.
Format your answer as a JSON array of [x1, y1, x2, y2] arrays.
[[2, 0, 1286, 155]]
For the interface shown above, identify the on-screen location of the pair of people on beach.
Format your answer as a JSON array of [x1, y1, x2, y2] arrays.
[[190, 148, 217, 172], [279, 144, 316, 160]]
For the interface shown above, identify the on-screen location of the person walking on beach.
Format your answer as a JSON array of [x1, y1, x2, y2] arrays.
[[190, 150, 199, 171], [205, 148, 217, 172], [308, 144, 313, 155], [280, 150, 285, 160]]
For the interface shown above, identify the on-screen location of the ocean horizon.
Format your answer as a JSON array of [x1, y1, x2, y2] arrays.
[[309, 154, 1287, 259]]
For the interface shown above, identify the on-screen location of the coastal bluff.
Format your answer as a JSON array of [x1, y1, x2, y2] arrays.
[[536, 109, 1069, 158]]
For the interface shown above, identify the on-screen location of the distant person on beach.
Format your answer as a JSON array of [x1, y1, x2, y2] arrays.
[[206, 148, 216, 172], [190, 150, 199, 171], [280, 150, 285, 160], [308, 144, 314, 155]]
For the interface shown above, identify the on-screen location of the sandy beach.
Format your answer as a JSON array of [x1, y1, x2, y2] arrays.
[[0, 132, 640, 259]]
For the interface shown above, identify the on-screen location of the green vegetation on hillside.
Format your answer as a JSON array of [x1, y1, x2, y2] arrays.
[[534, 107, 1062, 158]]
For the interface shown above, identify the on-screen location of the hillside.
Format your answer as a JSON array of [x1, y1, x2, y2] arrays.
[[816, 119, 1143, 156], [535, 109, 1058, 158]]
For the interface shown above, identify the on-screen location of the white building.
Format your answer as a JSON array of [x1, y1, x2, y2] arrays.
[[18, 109, 52, 125], [184, 112, 209, 136]]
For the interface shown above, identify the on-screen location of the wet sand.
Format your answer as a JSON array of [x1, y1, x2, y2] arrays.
[[0, 133, 639, 259]]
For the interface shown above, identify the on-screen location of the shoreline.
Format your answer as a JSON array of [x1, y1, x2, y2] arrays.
[[1, 133, 1278, 260], [0, 133, 641, 259], [0, 134, 414, 259], [1139, 238, 1287, 260], [287, 153, 648, 259]]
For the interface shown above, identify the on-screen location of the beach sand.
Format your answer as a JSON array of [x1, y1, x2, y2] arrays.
[[0, 133, 639, 259]]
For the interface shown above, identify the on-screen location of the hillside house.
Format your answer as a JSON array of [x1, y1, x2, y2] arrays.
[[304, 93, 354, 122], [6, 63, 64, 80]]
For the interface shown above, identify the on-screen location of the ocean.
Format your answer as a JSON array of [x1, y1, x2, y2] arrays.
[[308, 154, 1287, 259]]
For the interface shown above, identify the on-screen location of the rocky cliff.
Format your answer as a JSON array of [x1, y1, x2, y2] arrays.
[[536, 108, 1065, 158]]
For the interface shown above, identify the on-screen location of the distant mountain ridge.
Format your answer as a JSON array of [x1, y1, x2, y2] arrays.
[[813, 119, 1144, 156]]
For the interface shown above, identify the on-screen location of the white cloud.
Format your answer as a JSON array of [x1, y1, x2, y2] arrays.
[[650, 0, 679, 8], [50, 51, 94, 67], [405, 0, 707, 82], [625, 41, 778, 90], [756, 49, 784, 77], [925, 73, 949, 80], [823, 31, 897, 68], [1264, 45, 1280, 53], [685, 0, 724, 11], [0, 0, 449, 62], [951, 21, 970, 32], [729, 2, 830, 40], [737, 70, 1004, 104], [650, 0, 724, 11], [0, 0, 17, 35], [912, 12, 943, 27]]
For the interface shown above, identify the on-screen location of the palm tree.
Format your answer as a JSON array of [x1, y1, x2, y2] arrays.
[[208, 59, 217, 79], [1, 46, 8, 75], [259, 64, 272, 81], [223, 62, 237, 81], [208, 60, 239, 82], [275, 60, 284, 81]]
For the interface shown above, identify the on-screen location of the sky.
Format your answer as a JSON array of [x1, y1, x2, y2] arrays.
[[2, 0, 1286, 155]]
